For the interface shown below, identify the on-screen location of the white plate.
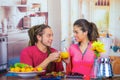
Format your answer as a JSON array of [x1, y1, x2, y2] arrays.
[[8, 70, 45, 78]]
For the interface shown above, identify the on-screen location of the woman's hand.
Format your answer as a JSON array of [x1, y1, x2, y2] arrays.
[[47, 51, 61, 62], [63, 57, 70, 64]]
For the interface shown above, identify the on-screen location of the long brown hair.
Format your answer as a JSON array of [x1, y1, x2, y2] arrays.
[[28, 24, 51, 46], [73, 19, 99, 42], [28, 24, 55, 72]]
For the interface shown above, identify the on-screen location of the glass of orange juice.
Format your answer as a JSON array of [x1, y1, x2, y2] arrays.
[[60, 51, 69, 59]]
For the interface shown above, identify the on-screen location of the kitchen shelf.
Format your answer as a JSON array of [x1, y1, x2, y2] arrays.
[[18, 7, 27, 12], [16, 5, 28, 12], [16, 5, 27, 7]]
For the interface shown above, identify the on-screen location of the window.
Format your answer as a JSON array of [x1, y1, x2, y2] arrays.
[[95, 0, 110, 6]]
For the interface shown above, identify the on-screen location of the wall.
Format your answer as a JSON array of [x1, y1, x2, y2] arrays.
[[48, 0, 61, 50], [61, 0, 70, 48], [48, 0, 80, 50], [109, 0, 120, 46], [61, 0, 80, 49]]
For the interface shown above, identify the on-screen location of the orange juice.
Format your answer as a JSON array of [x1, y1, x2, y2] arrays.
[[60, 52, 69, 59]]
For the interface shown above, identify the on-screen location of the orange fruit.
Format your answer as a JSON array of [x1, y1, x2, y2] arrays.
[[25, 68, 32, 72], [33, 68, 38, 71], [60, 52, 69, 59], [37, 67, 42, 71], [21, 68, 25, 72], [30, 67, 34, 71], [14, 67, 21, 72], [10, 68, 15, 72]]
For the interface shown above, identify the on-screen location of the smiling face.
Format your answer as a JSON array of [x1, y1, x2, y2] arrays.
[[73, 25, 88, 42], [37, 28, 53, 47]]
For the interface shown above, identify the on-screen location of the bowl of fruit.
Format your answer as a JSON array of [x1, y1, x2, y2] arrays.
[[8, 63, 45, 78]]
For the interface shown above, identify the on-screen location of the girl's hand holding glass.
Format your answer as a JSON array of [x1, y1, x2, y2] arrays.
[[60, 47, 69, 59], [54, 51, 69, 62], [60, 51, 69, 59]]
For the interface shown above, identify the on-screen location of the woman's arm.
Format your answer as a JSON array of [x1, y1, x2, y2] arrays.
[[64, 57, 72, 74], [62, 57, 70, 64]]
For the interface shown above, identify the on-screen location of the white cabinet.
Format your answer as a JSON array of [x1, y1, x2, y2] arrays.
[[30, 16, 45, 26], [7, 31, 29, 66]]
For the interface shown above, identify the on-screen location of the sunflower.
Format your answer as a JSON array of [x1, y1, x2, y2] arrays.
[[91, 41, 106, 57]]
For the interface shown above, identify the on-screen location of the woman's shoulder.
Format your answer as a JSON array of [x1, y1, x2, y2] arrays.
[[69, 44, 78, 48], [68, 44, 79, 52]]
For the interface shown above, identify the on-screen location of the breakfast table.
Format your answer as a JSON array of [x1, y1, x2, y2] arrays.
[[1, 75, 120, 80], [1, 71, 120, 80]]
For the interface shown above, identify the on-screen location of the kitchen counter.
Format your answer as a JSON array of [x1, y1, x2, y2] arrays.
[[0, 34, 7, 37], [7, 29, 28, 35], [109, 49, 120, 56], [0, 29, 28, 37]]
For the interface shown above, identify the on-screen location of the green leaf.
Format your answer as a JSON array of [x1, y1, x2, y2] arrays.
[[10, 65, 15, 69], [14, 63, 28, 68], [94, 51, 100, 57]]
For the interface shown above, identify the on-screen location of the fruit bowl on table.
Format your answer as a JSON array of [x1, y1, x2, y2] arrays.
[[8, 70, 45, 78], [8, 63, 44, 78]]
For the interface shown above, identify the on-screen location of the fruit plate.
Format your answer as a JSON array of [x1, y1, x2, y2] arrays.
[[8, 70, 45, 78]]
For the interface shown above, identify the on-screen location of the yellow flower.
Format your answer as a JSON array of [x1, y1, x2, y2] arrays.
[[91, 41, 106, 57]]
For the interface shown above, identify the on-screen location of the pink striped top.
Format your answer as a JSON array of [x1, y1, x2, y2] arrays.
[[68, 42, 95, 75]]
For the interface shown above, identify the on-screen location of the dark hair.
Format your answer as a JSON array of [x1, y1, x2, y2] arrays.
[[28, 24, 51, 46], [73, 19, 99, 42], [28, 24, 55, 72]]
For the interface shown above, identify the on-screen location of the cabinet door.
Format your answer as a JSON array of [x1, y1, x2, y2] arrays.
[[30, 17, 45, 27], [8, 42, 14, 60], [13, 39, 28, 57], [23, 16, 31, 28], [7, 32, 29, 66], [110, 56, 120, 74]]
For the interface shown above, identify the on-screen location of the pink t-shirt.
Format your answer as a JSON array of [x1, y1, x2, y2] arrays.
[[20, 46, 63, 72], [68, 42, 95, 75]]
